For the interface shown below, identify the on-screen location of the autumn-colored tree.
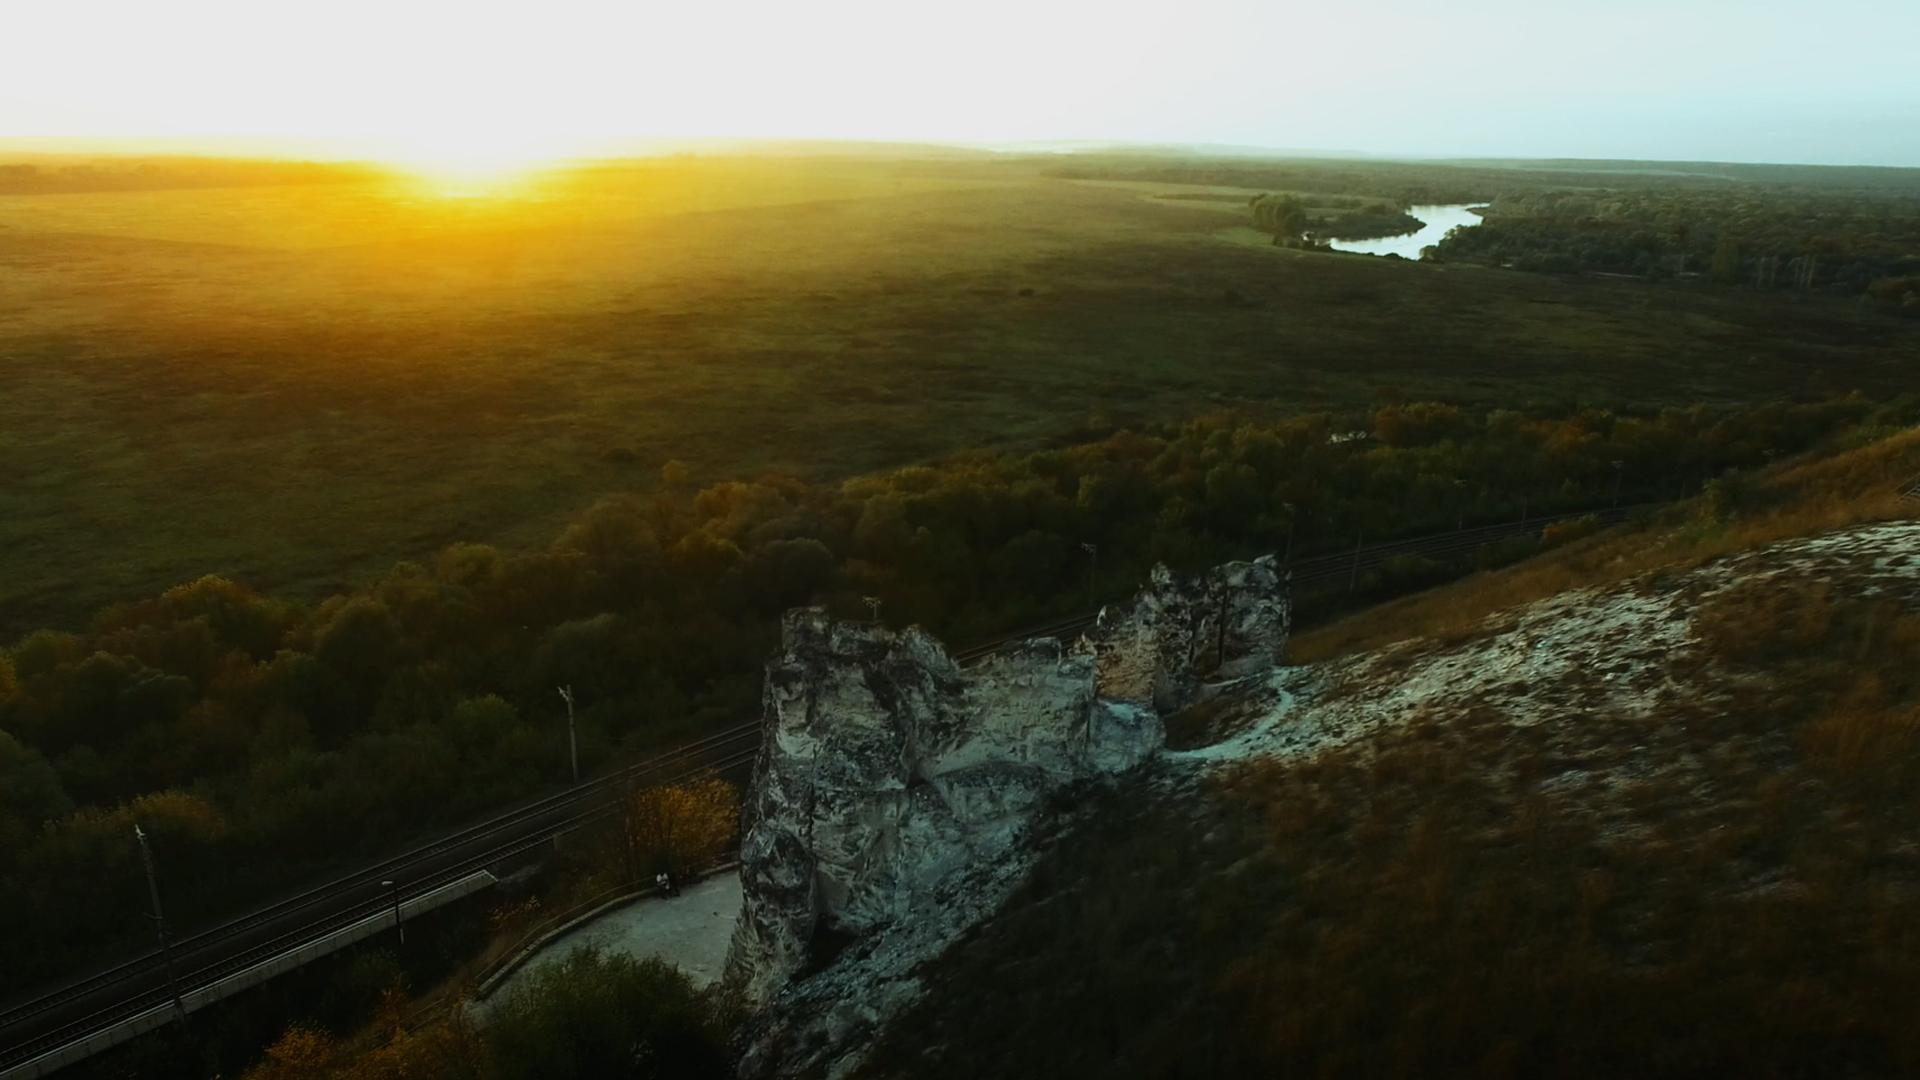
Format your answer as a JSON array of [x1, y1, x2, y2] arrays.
[[339, 1018, 491, 1080], [622, 774, 740, 881], [247, 1025, 339, 1080]]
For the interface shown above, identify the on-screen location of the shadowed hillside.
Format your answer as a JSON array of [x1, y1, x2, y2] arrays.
[[862, 429, 1920, 1079]]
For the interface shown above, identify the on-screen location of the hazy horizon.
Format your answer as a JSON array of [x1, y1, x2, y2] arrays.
[[6, 135, 1920, 174], [7, 0, 1917, 169]]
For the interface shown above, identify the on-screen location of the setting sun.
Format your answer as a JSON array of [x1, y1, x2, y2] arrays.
[[384, 148, 548, 197], [5, 1, 1920, 1077], [348, 131, 578, 195]]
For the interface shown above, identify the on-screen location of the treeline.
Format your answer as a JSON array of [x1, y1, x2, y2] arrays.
[[1043, 155, 1582, 205], [1039, 154, 1826, 208], [2, 394, 1911, 994], [1041, 153, 1920, 205], [244, 949, 730, 1080], [1248, 192, 1419, 245], [1434, 187, 1920, 300], [1312, 203, 1422, 241], [1040, 153, 1920, 303], [0, 157, 381, 195]]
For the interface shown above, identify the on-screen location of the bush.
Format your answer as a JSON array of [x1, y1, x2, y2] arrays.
[[623, 775, 741, 881], [485, 948, 728, 1080], [1539, 514, 1602, 547]]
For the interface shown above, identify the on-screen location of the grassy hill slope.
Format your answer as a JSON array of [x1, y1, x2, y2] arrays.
[[863, 430, 1920, 1079]]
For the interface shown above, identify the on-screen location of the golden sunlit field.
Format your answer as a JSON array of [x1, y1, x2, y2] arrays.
[[4, 153, 1916, 633]]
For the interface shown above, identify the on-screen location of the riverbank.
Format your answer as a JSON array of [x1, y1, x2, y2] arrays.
[[1327, 203, 1486, 258], [1312, 206, 1421, 240]]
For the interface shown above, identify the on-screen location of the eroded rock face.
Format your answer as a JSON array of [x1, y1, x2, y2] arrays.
[[1091, 554, 1292, 710], [724, 615, 1157, 1007], [724, 557, 1288, 1076]]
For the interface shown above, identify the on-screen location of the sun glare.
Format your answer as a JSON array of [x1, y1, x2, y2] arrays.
[[375, 133, 578, 197], [388, 150, 542, 198]]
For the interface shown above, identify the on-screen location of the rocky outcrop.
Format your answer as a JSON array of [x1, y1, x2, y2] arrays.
[[724, 616, 1158, 1008], [723, 557, 1289, 1076], [1090, 554, 1291, 710]]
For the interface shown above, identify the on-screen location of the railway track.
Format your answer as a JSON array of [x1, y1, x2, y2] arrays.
[[0, 501, 1641, 1073], [0, 731, 762, 1074]]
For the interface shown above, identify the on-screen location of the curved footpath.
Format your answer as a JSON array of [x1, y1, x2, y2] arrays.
[[470, 873, 743, 1016]]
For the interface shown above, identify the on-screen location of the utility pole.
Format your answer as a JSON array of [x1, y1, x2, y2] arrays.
[[134, 824, 189, 1027], [1348, 532, 1363, 592], [381, 879, 405, 947], [557, 685, 579, 785], [1081, 543, 1099, 609], [863, 595, 883, 623], [1280, 505, 1296, 566]]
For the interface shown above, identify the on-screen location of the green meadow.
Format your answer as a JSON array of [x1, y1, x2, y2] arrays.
[[4, 154, 1914, 633]]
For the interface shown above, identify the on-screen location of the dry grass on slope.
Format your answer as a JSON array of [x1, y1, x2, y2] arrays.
[[866, 520, 1920, 1080], [1292, 425, 1920, 665]]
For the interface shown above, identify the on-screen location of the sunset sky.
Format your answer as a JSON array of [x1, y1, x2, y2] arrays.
[[5, 0, 1917, 166]]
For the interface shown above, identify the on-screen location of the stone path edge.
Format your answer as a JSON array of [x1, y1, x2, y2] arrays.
[[469, 859, 738, 1004]]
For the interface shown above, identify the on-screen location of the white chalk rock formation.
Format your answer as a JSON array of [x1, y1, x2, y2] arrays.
[[1091, 554, 1292, 709], [724, 557, 1289, 1075], [725, 615, 1157, 1006]]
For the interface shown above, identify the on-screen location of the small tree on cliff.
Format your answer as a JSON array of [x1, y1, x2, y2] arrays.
[[622, 773, 740, 883]]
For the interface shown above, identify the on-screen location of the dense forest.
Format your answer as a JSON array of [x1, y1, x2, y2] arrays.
[[4, 393, 1914, 994], [1246, 191, 1420, 244], [1051, 153, 1920, 305], [1245, 192, 1420, 246], [1434, 187, 1920, 300]]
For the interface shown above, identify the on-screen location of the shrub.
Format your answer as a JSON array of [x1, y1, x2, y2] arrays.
[[485, 947, 728, 1080]]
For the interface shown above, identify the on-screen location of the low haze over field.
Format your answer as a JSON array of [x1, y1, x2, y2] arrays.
[[6, 0, 1920, 165]]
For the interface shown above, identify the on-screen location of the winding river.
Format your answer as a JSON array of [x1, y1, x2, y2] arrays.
[[1326, 204, 1484, 259]]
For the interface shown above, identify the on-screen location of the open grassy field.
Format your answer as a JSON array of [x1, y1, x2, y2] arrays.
[[4, 154, 1916, 633]]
